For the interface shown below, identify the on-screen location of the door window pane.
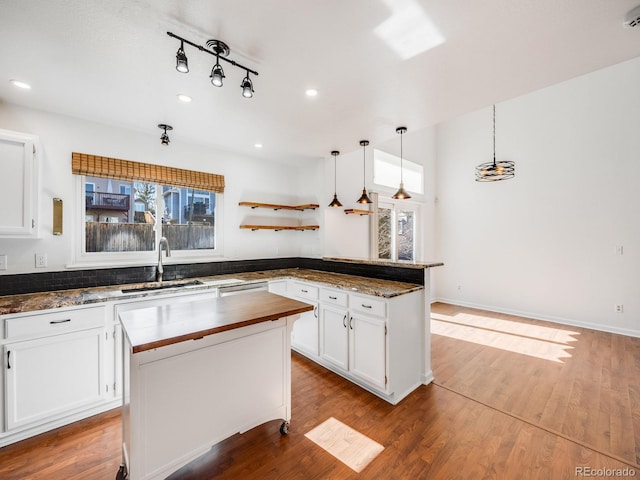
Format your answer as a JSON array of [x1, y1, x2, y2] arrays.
[[397, 210, 415, 261], [377, 207, 392, 260]]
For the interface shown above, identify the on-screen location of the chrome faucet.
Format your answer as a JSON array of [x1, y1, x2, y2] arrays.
[[156, 237, 171, 282]]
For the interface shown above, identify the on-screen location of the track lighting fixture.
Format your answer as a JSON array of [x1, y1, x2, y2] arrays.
[[168, 32, 258, 98], [210, 57, 225, 87], [475, 105, 515, 182], [357, 140, 372, 204], [158, 124, 172, 146], [392, 127, 411, 200], [175, 40, 188, 73], [241, 72, 254, 98], [328, 150, 343, 208]]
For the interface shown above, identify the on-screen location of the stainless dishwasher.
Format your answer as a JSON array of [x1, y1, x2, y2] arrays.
[[218, 281, 269, 297]]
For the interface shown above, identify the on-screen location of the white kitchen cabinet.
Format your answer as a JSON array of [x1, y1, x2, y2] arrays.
[[319, 289, 387, 392], [319, 304, 349, 370], [310, 282, 423, 404], [1, 305, 106, 436], [0, 129, 39, 237], [348, 312, 387, 391], [289, 281, 319, 357], [4, 327, 105, 430]]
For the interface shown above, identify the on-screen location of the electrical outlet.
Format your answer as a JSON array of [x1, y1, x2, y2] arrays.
[[0, 254, 7, 270], [35, 253, 47, 268], [614, 304, 624, 313]]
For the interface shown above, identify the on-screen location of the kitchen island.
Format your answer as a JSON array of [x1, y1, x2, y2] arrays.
[[118, 290, 313, 480]]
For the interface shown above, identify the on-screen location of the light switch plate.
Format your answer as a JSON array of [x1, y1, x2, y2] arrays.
[[0, 254, 7, 270]]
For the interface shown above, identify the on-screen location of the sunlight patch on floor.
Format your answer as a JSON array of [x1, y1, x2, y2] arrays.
[[431, 319, 574, 363], [304, 417, 384, 473], [432, 311, 580, 344]]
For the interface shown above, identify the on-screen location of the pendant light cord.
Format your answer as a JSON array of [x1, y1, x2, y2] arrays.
[[400, 130, 404, 183], [493, 104, 496, 167]]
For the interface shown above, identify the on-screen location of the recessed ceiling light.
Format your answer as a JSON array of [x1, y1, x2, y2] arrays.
[[254, 143, 263, 149], [10, 79, 31, 90], [177, 93, 192, 102], [305, 88, 318, 97]]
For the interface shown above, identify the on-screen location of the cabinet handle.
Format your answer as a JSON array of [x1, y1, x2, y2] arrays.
[[343, 315, 347, 328], [6, 351, 10, 369], [313, 306, 318, 318], [301, 289, 308, 293], [349, 317, 354, 330], [329, 296, 337, 300], [49, 318, 71, 324], [361, 304, 372, 309]]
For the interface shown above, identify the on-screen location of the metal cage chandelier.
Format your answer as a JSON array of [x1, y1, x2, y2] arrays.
[[167, 32, 258, 98], [475, 105, 515, 182]]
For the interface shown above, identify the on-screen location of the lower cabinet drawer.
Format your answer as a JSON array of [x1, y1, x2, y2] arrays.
[[4, 305, 106, 340], [319, 288, 348, 307], [350, 295, 386, 317], [290, 282, 319, 301]]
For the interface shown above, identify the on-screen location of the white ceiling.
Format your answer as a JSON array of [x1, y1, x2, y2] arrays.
[[1, 0, 639, 164]]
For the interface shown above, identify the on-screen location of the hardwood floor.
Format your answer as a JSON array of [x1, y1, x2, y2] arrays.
[[1, 303, 638, 479], [431, 302, 640, 467]]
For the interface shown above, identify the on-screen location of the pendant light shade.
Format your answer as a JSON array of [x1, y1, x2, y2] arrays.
[[356, 140, 372, 204], [392, 127, 411, 200], [328, 150, 343, 208], [475, 105, 515, 182]]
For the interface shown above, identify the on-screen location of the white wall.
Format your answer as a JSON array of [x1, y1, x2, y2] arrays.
[[434, 56, 640, 336], [0, 103, 322, 274]]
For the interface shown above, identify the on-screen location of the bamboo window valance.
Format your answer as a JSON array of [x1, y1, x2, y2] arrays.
[[71, 152, 225, 193]]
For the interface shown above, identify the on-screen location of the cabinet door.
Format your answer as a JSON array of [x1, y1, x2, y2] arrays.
[[349, 314, 387, 391], [4, 327, 105, 430], [0, 129, 38, 237], [291, 302, 319, 357], [319, 305, 348, 370]]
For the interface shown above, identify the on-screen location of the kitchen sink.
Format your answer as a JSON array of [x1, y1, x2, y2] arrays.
[[120, 280, 204, 293]]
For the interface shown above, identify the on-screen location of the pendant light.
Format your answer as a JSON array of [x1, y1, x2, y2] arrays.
[[392, 127, 411, 200], [475, 105, 515, 182], [328, 150, 343, 207], [356, 140, 372, 204]]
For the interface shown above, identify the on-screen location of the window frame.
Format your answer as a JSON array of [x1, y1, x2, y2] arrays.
[[71, 175, 224, 268]]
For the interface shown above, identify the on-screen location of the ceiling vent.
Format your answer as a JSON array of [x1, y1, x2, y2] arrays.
[[624, 5, 640, 28]]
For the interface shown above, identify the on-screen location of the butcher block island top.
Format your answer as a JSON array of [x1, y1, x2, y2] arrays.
[[120, 290, 313, 353]]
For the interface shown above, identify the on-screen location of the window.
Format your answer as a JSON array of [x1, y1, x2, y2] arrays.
[[375, 197, 421, 262], [72, 152, 225, 263], [373, 149, 423, 195], [82, 175, 217, 254]]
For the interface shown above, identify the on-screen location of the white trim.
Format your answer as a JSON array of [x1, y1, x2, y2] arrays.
[[432, 297, 640, 339]]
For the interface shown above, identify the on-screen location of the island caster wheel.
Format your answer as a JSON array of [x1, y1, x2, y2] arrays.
[[279, 421, 289, 435], [115, 464, 128, 480]]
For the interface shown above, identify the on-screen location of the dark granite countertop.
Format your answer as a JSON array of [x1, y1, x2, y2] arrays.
[[323, 257, 444, 269], [0, 268, 423, 316]]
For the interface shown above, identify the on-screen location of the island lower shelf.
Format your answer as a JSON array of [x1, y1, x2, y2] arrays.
[[119, 291, 313, 480]]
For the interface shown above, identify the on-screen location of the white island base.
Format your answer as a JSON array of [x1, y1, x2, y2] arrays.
[[118, 292, 311, 480]]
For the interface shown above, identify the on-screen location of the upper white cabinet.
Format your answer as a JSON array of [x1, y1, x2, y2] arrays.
[[0, 129, 39, 237]]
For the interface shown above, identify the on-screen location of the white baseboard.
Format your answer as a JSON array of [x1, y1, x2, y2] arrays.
[[432, 297, 640, 339]]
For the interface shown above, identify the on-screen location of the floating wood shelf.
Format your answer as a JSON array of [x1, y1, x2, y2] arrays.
[[240, 225, 320, 231], [344, 209, 373, 216], [238, 202, 319, 211]]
